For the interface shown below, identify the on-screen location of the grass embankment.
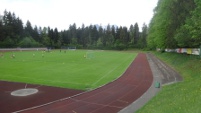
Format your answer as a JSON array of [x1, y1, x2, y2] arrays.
[[136, 52, 201, 113], [0, 50, 136, 90]]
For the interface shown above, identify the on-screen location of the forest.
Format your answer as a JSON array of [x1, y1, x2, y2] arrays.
[[0, 10, 147, 50], [147, 0, 201, 50], [1, 0, 201, 50]]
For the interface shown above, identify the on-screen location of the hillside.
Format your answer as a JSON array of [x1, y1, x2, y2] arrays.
[[137, 52, 201, 113]]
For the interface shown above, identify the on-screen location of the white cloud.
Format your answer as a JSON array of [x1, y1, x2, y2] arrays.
[[0, 0, 158, 31]]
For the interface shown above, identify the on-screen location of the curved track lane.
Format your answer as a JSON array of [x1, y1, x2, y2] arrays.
[[19, 53, 153, 113]]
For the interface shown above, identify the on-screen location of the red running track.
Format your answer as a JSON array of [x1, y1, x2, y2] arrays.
[[20, 53, 153, 113], [0, 81, 83, 113]]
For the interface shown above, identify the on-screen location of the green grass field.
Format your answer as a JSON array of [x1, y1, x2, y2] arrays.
[[0, 50, 137, 90], [136, 52, 201, 113]]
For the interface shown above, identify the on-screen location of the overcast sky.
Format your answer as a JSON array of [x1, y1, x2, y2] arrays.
[[0, 0, 158, 31]]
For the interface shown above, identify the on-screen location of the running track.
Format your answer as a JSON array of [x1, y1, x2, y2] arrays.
[[18, 53, 153, 113]]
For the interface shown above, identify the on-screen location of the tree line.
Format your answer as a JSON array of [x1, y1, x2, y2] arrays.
[[147, 0, 201, 50], [0, 10, 148, 50]]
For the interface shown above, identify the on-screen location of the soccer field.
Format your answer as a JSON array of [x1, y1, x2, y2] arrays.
[[0, 50, 137, 90]]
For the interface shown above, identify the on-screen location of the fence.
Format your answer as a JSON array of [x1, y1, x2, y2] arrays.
[[0, 48, 47, 52], [157, 47, 201, 57]]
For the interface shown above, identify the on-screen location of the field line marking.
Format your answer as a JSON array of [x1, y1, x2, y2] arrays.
[[91, 55, 134, 86], [72, 110, 77, 113], [91, 66, 118, 87], [34, 85, 42, 89], [13, 88, 91, 113], [70, 98, 123, 109], [25, 84, 27, 89], [117, 99, 129, 103]]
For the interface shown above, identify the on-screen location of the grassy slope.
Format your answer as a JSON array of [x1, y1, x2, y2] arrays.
[[0, 50, 136, 90], [136, 52, 201, 113]]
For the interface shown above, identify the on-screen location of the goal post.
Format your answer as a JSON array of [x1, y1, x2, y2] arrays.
[[61, 46, 76, 50], [67, 46, 76, 50], [85, 51, 95, 59]]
